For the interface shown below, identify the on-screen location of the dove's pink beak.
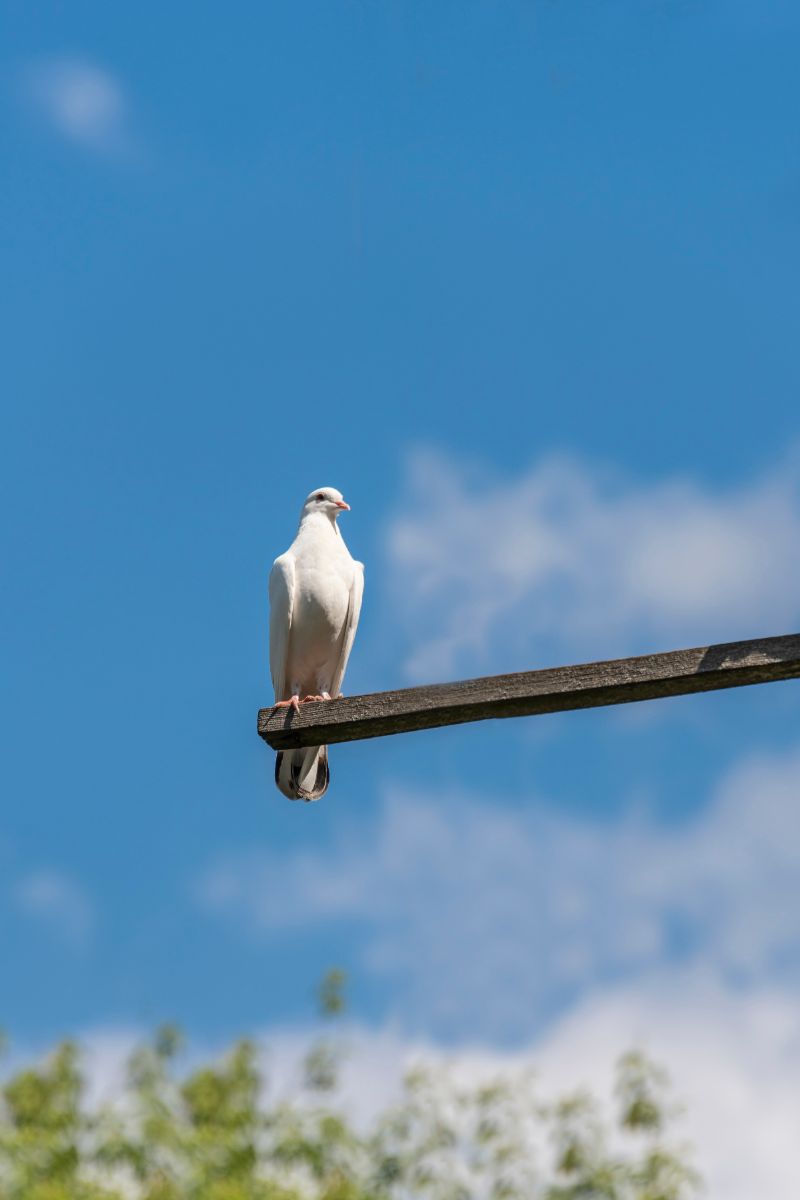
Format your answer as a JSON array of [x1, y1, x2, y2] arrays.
[[335, 500, 350, 510]]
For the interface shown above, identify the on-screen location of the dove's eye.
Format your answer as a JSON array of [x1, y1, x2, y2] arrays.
[[316, 493, 324, 501]]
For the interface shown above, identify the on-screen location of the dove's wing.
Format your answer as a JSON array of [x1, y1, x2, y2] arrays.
[[329, 560, 364, 699], [269, 551, 296, 701]]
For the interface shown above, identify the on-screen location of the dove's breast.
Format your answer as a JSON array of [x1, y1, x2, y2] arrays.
[[295, 566, 350, 639], [287, 548, 354, 689]]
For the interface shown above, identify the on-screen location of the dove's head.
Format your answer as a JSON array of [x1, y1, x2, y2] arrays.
[[301, 487, 351, 521]]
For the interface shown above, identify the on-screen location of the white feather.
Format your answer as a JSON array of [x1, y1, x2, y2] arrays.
[[268, 552, 295, 702]]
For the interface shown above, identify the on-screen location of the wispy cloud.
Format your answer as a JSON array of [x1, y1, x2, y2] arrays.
[[532, 976, 800, 1200], [386, 448, 800, 681], [25, 57, 128, 153], [328, 981, 800, 1200], [15, 868, 94, 946], [197, 744, 800, 1040]]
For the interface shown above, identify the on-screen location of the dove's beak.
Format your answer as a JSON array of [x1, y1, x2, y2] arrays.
[[335, 500, 350, 510]]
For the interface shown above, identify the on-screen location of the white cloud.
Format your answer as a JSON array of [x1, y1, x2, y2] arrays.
[[197, 732, 800, 1193], [15, 868, 94, 945], [386, 448, 800, 681], [26, 58, 128, 152], [41, 982, 800, 1200], [323, 981, 800, 1200], [198, 745, 800, 1041], [530, 977, 800, 1200]]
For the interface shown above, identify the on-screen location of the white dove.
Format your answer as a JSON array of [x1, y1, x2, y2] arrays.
[[269, 486, 364, 800]]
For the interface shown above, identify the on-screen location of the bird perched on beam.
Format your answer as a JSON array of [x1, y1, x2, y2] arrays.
[[268, 487, 364, 800]]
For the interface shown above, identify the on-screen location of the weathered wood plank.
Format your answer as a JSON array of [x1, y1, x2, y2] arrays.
[[258, 632, 800, 750]]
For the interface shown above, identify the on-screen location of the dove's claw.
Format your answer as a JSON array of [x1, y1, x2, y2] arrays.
[[274, 695, 301, 713], [301, 694, 326, 703]]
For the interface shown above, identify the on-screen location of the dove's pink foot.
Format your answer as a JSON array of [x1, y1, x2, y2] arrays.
[[301, 694, 327, 703], [274, 695, 300, 713]]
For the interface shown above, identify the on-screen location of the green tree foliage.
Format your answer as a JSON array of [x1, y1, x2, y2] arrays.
[[0, 981, 701, 1200]]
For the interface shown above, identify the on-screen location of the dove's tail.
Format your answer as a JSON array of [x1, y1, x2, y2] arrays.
[[275, 746, 329, 801]]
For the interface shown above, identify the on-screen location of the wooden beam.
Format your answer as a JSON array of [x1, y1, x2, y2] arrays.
[[258, 632, 800, 751]]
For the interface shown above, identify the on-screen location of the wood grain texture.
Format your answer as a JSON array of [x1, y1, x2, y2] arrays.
[[258, 632, 800, 750]]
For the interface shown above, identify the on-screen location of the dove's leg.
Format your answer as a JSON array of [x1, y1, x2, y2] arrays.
[[301, 693, 327, 702], [274, 694, 300, 713]]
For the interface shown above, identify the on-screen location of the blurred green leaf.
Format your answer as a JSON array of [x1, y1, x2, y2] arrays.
[[317, 970, 347, 1020]]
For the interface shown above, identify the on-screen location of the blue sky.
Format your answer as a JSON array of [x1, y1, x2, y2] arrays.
[[2, 3, 800, 1190]]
